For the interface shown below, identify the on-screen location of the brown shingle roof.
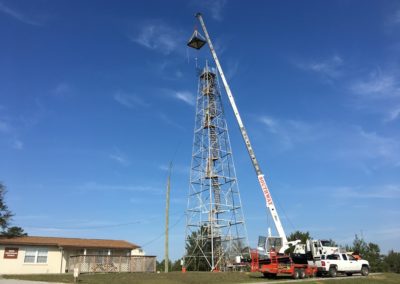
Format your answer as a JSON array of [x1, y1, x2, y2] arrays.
[[0, 236, 139, 249]]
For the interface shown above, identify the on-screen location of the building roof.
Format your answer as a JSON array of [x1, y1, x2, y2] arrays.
[[0, 236, 139, 250]]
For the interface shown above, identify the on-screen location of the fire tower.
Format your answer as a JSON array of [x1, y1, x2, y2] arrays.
[[184, 63, 249, 271]]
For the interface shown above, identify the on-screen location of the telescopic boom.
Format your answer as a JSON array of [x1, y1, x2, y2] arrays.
[[194, 13, 288, 245]]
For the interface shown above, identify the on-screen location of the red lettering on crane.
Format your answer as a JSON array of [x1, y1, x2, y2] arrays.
[[258, 175, 273, 207]]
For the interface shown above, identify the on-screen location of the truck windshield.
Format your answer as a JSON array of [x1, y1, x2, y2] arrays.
[[327, 254, 340, 260], [321, 240, 333, 246]]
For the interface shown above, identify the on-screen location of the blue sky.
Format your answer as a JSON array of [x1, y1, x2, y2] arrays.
[[1, 0, 399, 261]]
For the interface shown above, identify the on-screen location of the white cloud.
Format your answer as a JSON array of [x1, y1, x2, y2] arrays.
[[395, 10, 400, 24], [175, 70, 183, 78], [174, 91, 195, 106], [52, 83, 72, 97], [109, 148, 129, 166], [258, 116, 400, 168], [0, 120, 10, 132], [386, 106, 400, 122], [131, 21, 183, 55], [349, 69, 400, 122], [15, 214, 49, 221], [0, 1, 41, 26], [330, 184, 400, 199], [387, 9, 400, 26], [12, 139, 23, 150], [114, 91, 149, 109], [226, 60, 239, 79], [194, 0, 227, 21], [209, 0, 227, 21], [357, 128, 397, 159], [0, 119, 24, 150], [259, 116, 278, 133], [259, 116, 323, 149], [150, 60, 185, 81], [162, 89, 196, 106], [26, 219, 142, 232], [296, 55, 343, 79], [78, 182, 162, 195], [158, 163, 189, 175], [329, 126, 399, 168], [157, 113, 184, 130], [350, 71, 400, 99]]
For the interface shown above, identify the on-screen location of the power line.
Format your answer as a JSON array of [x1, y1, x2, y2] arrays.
[[25, 220, 146, 231], [141, 213, 185, 248]]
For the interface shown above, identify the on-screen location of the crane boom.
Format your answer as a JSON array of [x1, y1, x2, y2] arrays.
[[195, 13, 288, 245]]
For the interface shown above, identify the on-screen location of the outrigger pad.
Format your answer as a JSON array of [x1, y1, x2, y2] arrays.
[[187, 30, 207, 49]]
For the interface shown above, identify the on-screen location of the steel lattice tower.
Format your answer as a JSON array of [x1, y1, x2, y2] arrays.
[[184, 63, 249, 271]]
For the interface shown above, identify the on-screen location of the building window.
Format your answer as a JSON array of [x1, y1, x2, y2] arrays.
[[24, 249, 36, 263], [24, 248, 48, 264]]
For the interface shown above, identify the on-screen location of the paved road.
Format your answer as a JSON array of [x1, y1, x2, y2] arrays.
[[245, 273, 381, 284], [0, 274, 380, 284], [0, 280, 63, 284]]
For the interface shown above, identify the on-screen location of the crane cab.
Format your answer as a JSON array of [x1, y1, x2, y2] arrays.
[[257, 236, 284, 256]]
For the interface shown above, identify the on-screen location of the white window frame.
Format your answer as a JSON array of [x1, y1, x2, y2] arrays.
[[24, 248, 48, 264]]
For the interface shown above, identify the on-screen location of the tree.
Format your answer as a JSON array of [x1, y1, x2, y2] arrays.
[[349, 234, 383, 272], [383, 250, 400, 273], [287, 230, 311, 243], [0, 182, 27, 238], [171, 259, 182, 271], [285, 230, 311, 254], [3, 226, 27, 238], [155, 259, 183, 272], [156, 259, 172, 272], [0, 183, 13, 232], [327, 238, 338, 247], [184, 226, 212, 271]]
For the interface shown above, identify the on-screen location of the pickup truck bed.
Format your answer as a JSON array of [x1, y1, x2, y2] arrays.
[[315, 253, 369, 277]]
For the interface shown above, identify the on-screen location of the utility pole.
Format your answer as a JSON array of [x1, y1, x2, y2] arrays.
[[164, 162, 172, 273]]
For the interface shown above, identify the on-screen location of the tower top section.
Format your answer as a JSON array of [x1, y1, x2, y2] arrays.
[[200, 66, 217, 80]]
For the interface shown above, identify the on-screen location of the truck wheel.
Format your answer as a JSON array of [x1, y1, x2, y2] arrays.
[[263, 273, 271, 278], [293, 269, 300, 279], [361, 266, 369, 276], [329, 266, 337, 278], [299, 269, 306, 279]]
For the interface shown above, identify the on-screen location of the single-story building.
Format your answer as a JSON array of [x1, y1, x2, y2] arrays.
[[0, 236, 156, 274]]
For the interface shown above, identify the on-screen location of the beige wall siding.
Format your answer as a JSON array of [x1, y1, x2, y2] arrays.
[[0, 245, 63, 274]]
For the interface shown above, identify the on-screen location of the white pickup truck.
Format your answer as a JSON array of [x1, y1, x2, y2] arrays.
[[315, 253, 370, 277]]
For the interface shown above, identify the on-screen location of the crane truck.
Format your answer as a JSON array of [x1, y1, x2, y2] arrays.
[[186, 13, 367, 279], [188, 12, 297, 255]]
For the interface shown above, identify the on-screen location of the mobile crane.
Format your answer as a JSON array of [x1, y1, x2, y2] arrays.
[[188, 12, 299, 255], [187, 13, 339, 263]]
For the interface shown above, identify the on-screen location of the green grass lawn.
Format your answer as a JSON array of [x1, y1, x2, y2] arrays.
[[3, 272, 400, 284]]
